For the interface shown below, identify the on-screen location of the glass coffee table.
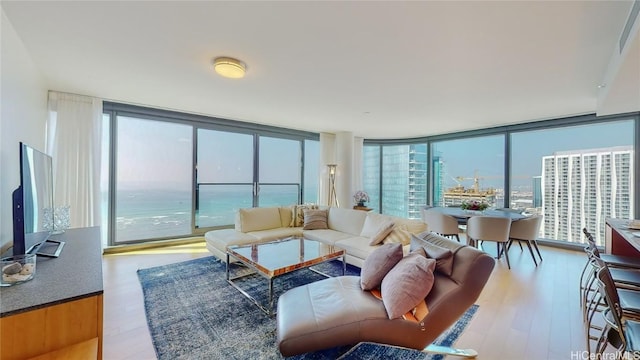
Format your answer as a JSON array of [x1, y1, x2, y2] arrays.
[[226, 237, 345, 315]]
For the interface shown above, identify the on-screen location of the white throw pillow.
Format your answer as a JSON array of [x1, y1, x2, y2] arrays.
[[369, 221, 396, 246]]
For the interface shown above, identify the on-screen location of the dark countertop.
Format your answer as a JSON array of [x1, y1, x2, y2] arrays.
[[0, 227, 103, 317], [607, 218, 640, 252]]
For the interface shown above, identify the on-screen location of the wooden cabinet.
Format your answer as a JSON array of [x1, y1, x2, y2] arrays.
[[1, 227, 103, 360]]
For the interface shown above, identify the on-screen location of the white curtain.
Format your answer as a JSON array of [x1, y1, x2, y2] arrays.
[[47, 91, 102, 229]]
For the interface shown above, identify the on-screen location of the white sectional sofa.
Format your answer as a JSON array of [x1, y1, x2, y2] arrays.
[[204, 206, 427, 267]]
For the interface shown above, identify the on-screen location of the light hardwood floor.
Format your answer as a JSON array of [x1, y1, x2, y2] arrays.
[[102, 240, 591, 360]]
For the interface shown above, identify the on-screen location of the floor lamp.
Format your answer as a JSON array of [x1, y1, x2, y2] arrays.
[[327, 164, 339, 207]]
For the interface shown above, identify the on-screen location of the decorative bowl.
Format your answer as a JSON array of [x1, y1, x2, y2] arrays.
[[1, 254, 36, 286]]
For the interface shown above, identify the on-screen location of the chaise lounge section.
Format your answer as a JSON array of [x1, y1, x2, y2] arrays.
[[276, 232, 496, 357]]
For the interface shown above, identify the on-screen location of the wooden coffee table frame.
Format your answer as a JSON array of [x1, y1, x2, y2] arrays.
[[226, 237, 345, 316]]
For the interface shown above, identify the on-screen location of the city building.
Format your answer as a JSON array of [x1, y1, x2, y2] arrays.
[[542, 146, 634, 245], [364, 144, 428, 219]]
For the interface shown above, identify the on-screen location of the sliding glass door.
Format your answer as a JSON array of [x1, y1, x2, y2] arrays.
[[258, 136, 301, 207], [114, 116, 193, 243], [196, 129, 254, 228], [103, 102, 319, 245]]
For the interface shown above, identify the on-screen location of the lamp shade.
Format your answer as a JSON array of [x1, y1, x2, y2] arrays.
[[213, 57, 246, 79]]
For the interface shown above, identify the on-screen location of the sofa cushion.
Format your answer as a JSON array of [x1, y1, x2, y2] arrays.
[[360, 213, 390, 237], [303, 209, 329, 230], [393, 216, 428, 234], [361, 213, 396, 246], [247, 228, 302, 242], [360, 243, 403, 291], [236, 207, 282, 233], [328, 207, 368, 235], [334, 236, 379, 261], [205, 229, 260, 251], [303, 229, 353, 245], [380, 252, 437, 319], [279, 206, 294, 228]]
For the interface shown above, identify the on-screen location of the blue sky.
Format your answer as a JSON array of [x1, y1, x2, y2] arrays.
[[107, 115, 634, 192], [436, 119, 635, 190]]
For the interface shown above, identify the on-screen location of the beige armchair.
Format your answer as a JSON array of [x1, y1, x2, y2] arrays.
[[507, 215, 543, 266], [466, 216, 512, 269]]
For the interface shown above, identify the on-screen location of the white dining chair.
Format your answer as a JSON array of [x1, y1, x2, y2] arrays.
[[422, 209, 462, 242], [466, 216, 512, 269]]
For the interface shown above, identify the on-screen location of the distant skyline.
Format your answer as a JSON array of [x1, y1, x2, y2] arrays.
[[436, 119, 635, 190]]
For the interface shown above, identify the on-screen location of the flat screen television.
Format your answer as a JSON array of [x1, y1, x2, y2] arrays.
[[11, 142, 64, 257]]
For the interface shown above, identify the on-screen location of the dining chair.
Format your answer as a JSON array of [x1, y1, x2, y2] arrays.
[[422, 209, 462, 242], [506, 215, 543, 266], [466, 216, 512, 269]]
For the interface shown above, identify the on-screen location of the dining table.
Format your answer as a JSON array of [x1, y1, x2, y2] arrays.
[[427, 206, 529, 224]]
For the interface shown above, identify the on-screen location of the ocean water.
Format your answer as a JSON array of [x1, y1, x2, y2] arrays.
[[114, 187, 308, 242]]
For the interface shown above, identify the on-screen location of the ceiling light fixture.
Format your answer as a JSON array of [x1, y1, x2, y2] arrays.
[[213, 57, 246, 79]]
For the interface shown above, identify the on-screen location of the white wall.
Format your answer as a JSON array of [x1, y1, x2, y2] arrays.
[[0, 10, 48, 253]]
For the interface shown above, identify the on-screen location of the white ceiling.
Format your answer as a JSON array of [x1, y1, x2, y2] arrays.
[[2, 1, 639, 139]]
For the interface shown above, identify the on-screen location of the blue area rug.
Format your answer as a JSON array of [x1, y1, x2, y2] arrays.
[[137, 256, 477, 360]]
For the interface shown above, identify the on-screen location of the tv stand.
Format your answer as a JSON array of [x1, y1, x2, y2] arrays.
[[0, 227, 103, 360], [35, 239, 66, 258]]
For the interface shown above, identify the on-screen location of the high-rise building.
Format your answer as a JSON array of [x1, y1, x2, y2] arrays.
[[379, 144, 428, 219], [432, 153, 444, 206], [532, 176, 542, 208], [541, 146, 634, 245]]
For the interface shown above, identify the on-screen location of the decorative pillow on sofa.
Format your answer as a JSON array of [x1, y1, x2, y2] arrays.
[[290, 204, 319, 227], [360, 243, 403, 291], [383, 225, 412, 246], [303, 209, 329, 230], [410, 232, 464, 276], [380, 252, 437, 319], [368, 221, 395, 246], [410, 234, 454, 276]]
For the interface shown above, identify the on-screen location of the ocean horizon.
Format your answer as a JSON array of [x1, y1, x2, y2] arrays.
[[112, 187, 312, 242]]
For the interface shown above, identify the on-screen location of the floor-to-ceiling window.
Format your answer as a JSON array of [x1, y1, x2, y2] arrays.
[[114, 116, 193, 243], [362, 143, 427, 219], [102, 103, 318, 246], [363, 113, 638, 247], [431, 135, 506, 209], [509, 119, 635, 246]]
